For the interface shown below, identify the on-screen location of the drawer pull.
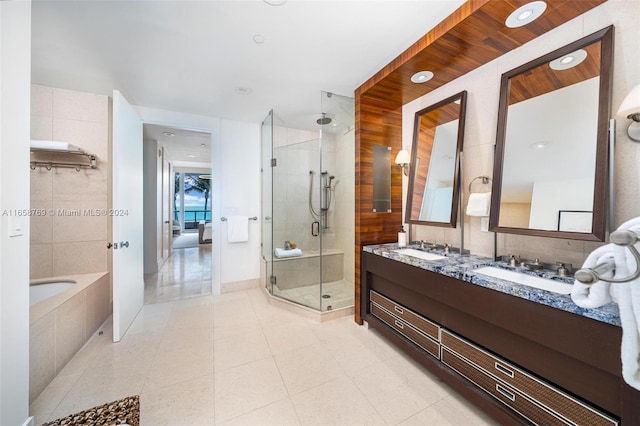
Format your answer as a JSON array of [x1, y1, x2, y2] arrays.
[[394, 320, 404, 329], [496, 384, 516, 402], [394, 306, 404, 315], [495, 362, 515, 378]]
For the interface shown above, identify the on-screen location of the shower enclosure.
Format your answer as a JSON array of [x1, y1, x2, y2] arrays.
[[261, 91, 355, 312]]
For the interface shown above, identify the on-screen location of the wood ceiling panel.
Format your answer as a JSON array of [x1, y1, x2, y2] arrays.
[[358, 0, 606, 108]]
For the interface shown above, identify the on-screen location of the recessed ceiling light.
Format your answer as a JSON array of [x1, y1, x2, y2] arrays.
[[264, 0, 287, 5], [234, 85, 252, 95], [411, 71, 434, 84], [505, 1, 547, 28], [529, 141, 551, 150], [186, 153, 198, 158], [200, 143, 206, 148], [253, 34, 265, 44], [162, 132, 175, 137], [549, 49, 587, 70]]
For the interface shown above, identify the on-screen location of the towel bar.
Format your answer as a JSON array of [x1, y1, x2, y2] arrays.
[[221, 216, 258, 221], [468, 175, 491, 193], [575, 229, 640, 284]]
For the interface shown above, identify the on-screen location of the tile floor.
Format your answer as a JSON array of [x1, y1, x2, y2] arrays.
[[273, 279, 354, 312], [144, 245, 213, 304], [30, 287, 498, 425]]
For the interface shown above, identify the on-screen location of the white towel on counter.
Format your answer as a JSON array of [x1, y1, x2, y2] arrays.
[[571, 244, 614, 308], [609, 217, 640, 391], [226, 215, 249, 243], [275, 248, 302, 258], [466, 192, 491, 217]]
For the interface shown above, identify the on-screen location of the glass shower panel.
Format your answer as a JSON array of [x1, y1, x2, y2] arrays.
[[319, 91, 355, 312], [271, 136, 323, 310], [261, 110, 274, 294]]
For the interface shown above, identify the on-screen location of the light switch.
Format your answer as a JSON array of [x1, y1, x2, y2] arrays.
[[8, 216, 24, 237]]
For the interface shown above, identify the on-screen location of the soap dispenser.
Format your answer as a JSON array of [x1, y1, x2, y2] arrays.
[[398, 226, 407, 248]]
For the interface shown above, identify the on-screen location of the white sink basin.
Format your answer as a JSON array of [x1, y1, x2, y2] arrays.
[[473, 266, 572, 295], [393, 248, 446, 261]]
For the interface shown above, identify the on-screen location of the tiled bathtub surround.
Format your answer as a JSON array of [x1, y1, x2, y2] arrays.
[[30, 85, 110, 278], [364, 244, 620, 326], [30, 272, 110, 403]]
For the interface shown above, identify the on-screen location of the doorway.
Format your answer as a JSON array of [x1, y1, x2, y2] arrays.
[[142, 124, 214, 304]]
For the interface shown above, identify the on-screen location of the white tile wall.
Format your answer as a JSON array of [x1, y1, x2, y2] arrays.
[[30, 85, 110, 278]]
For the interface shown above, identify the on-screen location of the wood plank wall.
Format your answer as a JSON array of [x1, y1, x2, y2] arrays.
[[354, 0, 606, 324]]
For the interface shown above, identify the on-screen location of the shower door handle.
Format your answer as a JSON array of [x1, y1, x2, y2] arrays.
[[265, 216, 272, 221], [311, 221, 320, 237]]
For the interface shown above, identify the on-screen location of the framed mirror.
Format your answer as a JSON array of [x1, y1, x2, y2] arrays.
[[490, 26, 613, 241], [406, 91, 467, 227]]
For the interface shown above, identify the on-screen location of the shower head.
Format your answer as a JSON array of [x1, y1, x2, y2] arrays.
[[329, 175, 335, 181], [316, 116, 332, 125]]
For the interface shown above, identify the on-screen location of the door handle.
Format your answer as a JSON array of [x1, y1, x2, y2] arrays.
[[311, 221, 320, 237], [164, 220, 170, 224], [107, 242, 114, 249]]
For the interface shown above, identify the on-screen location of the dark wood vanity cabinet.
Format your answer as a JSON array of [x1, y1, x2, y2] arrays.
[[361, 252, 640, 425]]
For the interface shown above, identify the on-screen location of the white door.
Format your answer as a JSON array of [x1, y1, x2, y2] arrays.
[[112, 90, 144, 342], [162, 156, 171, 260]]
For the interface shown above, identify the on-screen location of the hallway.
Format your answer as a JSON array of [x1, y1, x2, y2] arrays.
[[144, 244, 212, 304]]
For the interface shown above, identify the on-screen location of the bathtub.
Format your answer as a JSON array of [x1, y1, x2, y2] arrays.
[[29, 280, 76, 306], [29, 272, 111, 403]]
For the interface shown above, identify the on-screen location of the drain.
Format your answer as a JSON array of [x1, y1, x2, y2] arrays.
[[322, 294, 331, 299]]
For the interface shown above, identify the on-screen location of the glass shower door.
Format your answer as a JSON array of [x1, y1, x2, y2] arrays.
[[261, 110, 274, 294]]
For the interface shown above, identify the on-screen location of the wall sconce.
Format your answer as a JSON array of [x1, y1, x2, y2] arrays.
[[395, 149, 410, 176], [618, 84, 640, 142]]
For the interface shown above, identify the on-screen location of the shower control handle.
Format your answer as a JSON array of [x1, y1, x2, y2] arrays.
[[120, 241, 129, 249]]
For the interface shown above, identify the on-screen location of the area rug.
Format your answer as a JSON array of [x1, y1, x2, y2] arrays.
[[41, 395, 139, 426], [172, 232, 199, 249]]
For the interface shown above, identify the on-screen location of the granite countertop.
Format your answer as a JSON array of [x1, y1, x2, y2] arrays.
[[364, 243, 621, 327]]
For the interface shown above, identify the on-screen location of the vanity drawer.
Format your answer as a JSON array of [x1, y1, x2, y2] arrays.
[[442, 348, 568, 426], [370, 302, 440, 359], [370, 290, 439, 341], [441, 330, 618, 426]]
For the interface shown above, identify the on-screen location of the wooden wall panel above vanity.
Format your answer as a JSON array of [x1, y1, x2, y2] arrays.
[[354, 0, 607, 324]]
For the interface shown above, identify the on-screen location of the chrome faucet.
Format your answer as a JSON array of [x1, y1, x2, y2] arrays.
[[555, 262, 572, 277], [443, 243, 451, 254], [420, 240, 437, 250], [508, 255, 519, 267]]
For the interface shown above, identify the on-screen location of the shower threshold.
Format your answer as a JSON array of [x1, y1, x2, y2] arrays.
[[264, 279, 354, 322]]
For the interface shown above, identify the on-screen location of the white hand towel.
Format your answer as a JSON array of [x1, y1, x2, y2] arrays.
[[274, 248, 302, 258], [571, 244, 614, 308], [227, 215, 249, 243], [466, 192, 491, 217], [609, 217, 640, 391]]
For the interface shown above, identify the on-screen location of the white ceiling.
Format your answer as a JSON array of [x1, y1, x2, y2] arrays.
[[143, 124, 212, 164], [31, 0, 465, 132]]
